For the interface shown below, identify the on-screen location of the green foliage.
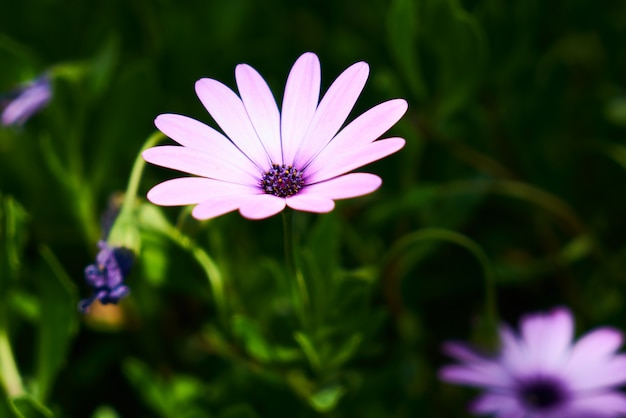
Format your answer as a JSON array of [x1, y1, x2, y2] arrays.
[[1, 0, 626, 417], [9, 395, 52, 418], [0, 195, 28, 288], [36, 247, 78, 402]]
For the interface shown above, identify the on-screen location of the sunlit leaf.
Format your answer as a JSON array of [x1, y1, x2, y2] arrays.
[[308, 384, 345, 413], [232, 315, 272, 363], [90, 405, 120, 418], [294, 331, 321, 371]]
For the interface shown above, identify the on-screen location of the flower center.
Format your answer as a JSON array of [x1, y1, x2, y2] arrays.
[[260, 164, 304, 198], [517, 376, 568, 411]]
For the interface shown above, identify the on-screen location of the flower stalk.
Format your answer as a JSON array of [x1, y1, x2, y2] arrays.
[[107, 131, 165, 253], [282, 210, 311, 331]]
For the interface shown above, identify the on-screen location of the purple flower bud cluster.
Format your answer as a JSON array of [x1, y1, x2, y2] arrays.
[[78, 241, 134, 313]]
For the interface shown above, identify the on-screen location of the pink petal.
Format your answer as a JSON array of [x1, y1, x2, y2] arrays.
[[499, 325, 537, 376], [235, 64, 282, 164], [154, 113, 260, 178], [286, 194, 335, 213], [281, 52, 321, 165], [142, 146, 256, 185], [146, 177, 258, 206], [305, 137, 405, 183], [439, 364, 510, 388], [238, 194, 286, 219], [2, 80, 51, 126], [523, 307, 574, 369], [191, 197, 247, 220], [515, 307, 573, 371], [195, 78, 271, 168], [469, 393, 524, 417], [566, 354, 626, 391], [443, 342, 490, 364], [292, 61, 370, 167], [304, 99, 408, 167], [568, 391, 626, 415], [304, 173, 381, 200], [568, 328, 624, 365]]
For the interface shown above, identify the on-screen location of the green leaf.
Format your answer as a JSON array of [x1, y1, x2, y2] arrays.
[[35, 247, 78, 402], [387, 0, 427, 100], [231, 315, 272, 362], [605, 96, 626, 127], [218, 405, 259, 418], [7, 290, 40, 323], [138, 232, 170, 286], [87, 35, 120, 100], [90, 406, 120, 418], [0, 195, 29, 290], [123, 358, 206, 417], [328, 333, 363, 369], [424, 0, 487, 120], [308, 384, 345, 413], [293, 331, 321, 371], [123, 359, 169, 415], [9, 395, 52, 418]]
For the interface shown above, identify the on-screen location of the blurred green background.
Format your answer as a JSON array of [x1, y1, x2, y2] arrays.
[[2, 0, 626, 417]]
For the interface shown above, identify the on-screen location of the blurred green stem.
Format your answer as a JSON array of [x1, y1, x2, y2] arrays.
[[39, 133, 99, 244], [443, 179, 586, 236], [384, 228, 498, 344], [282, 210, 311, 332], [0, 309, 23, 398]]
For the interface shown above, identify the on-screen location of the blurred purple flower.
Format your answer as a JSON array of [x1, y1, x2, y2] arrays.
[[440, 307, 626, 417], [78, 241, 134, 313], [1, 75, 52, 127], [142, 52, 407, 220]]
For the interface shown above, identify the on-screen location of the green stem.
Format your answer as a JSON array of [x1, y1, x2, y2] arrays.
[[384, 228, 498, 343], [0, 311, 23, 398], [165, 226, 228, 326], [107, 131, 166, 251], [282, 210, 311, 331], [282, 210, 296, 275], [121, 131, 166, 216]]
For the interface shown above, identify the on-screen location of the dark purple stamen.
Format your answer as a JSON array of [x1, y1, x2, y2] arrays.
[[517, 376, 568, 411], [260, 163, 304, 198]]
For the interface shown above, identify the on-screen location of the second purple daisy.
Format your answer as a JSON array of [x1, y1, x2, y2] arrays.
[[440, 307, 626, 417]]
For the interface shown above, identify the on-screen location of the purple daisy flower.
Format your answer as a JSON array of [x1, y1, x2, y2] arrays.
[[1, 75, 52, 127], [78, 241, 134, 313], [142, 52, 408, 220], [440, 307, 626, 417]]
